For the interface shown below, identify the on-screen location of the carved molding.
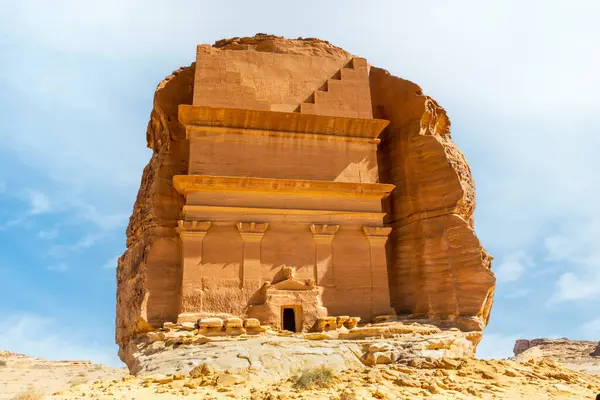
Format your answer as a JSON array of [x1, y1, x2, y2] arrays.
[[310, 224, 339, 243], [237, 222, 268, 242], [362, 226, 392, 245], [177, 220, 211, 240]]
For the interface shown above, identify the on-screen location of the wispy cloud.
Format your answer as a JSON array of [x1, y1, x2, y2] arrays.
[[28, 190, 53, 215], [46, 234, 105, 259], [494, 251, 534, 283]]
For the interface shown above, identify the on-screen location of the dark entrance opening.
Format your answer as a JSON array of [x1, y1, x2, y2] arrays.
[[282, 307, 296, 332]]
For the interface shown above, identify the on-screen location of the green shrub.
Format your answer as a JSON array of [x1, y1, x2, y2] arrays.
[[292, 366, 335, 390]]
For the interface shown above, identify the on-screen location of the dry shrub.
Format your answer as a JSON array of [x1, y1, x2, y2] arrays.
[[292, 366, 335, 390], [12, 387, 44, 400]]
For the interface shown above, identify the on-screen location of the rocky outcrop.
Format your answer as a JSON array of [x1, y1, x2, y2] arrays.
[[513, 338, 600, 374], [370, 70, 495, 331], [117, 34, 496, 363], [592, 342, 600, 357], [123, 321, 481, 381], [116, 64, 195, 361]]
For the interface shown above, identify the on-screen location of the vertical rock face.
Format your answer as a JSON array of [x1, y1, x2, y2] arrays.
[[117, 34, 495, 361], [116, 65, 195, 360], [370, 69, 495, 330]]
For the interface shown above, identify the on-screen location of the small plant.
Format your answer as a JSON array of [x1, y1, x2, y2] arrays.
[[0, 359, 7, 367], [292, 366, 335, 390], [69, 377, 88, 387], [11, 386, 44, 400]]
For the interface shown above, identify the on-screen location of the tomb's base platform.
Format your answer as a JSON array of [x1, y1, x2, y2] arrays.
[[121, 319, 482, 384]]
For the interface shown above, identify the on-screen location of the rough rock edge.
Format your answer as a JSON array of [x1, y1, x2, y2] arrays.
[[370, 67, 495, 329], [117, 35, 496, 365]]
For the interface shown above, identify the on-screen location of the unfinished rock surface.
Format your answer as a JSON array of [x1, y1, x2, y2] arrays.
[[117, 33, 495, 365]]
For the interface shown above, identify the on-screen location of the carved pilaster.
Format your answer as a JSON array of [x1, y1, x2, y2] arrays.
[[177, 220, 211, 315], [237, 222, 268, 286], [310, 224, 339, 286], [362, 226, 394, 316]]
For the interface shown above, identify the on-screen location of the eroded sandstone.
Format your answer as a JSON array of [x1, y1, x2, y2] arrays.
[[117, 33, 496, 369]]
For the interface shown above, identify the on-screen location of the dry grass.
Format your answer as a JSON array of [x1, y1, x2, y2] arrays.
[[11, 387, 44, 400], [292, 366, 335, 390]]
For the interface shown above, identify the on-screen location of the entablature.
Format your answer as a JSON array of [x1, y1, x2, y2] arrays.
[[173, 175, 394, 199], [178, 105, 390, 140]]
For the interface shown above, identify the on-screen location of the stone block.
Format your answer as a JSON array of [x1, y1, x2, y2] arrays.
[[315, 317, 337, 332], [344, 317, 361, 330], [224, 318, 243, 328], [177, 313, 202, 325], [373, 315, 397, 323], [336, 316, 350, 328], [244, 318, 261, 328], [199, 318, 224, 329]]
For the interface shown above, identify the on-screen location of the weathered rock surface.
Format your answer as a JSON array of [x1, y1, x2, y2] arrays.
[[370, 70, 495, 331], [513, 338, 600, 374], [4, 348, 600, 399], [117, 33, 495, 363], [122, 321, 480, 383]]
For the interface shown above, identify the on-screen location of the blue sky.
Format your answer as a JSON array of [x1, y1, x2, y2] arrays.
[[1, 1, 599, 366]]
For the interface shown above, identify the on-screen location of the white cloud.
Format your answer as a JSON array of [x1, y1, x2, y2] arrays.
[[494, 251, 534, 283], [550, 271, 600, 303], [544, 230, 600, 303], [28, 190, 53, 215], [0, 314, 122, 367], [544, 235, 576, 261], [76, 203, 128, 231], [46, 234, 105, 259], [580, 318, 600, 341]]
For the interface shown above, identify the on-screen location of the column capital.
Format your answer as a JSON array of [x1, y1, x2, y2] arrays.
[[177, 220, 211, 240], [362, 226, 392, 245], [237, 222, 268, 242], [310, 224, 339, 243]]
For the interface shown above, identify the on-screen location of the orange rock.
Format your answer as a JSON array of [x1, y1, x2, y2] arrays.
[[116, 34, 495, 368]]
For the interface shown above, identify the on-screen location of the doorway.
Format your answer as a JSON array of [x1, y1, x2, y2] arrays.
[[282, 307, 296, 332]]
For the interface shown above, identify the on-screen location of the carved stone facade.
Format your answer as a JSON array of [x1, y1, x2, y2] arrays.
[[117, 35, 495, 358]]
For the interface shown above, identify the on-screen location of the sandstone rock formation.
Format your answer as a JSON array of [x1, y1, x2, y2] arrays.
[[514, 338, 600, 374], [117, 33, 495, 364]]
